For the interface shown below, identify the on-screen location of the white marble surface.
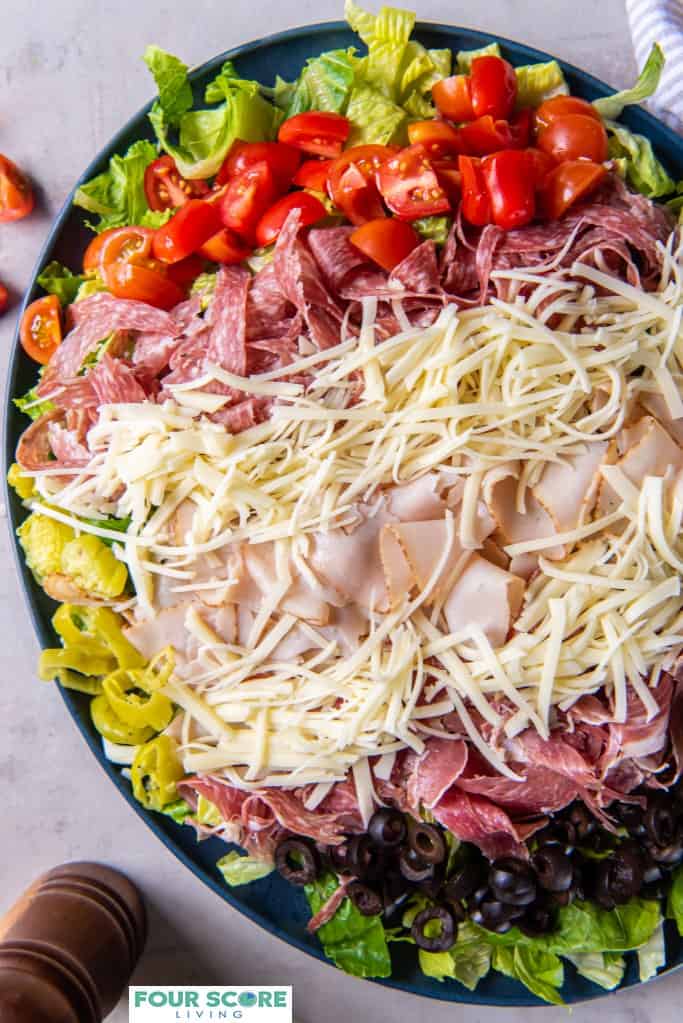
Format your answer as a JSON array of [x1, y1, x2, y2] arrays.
[[0, 2, 678, 1020]]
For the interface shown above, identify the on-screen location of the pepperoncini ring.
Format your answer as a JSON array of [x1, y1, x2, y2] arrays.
[[90, 694, 155, 745], [131, 735, 184, 811], [142, 646, 176, 692], [102, 669, 173, 732]]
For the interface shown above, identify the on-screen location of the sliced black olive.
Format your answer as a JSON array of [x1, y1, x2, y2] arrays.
[[368, 808, 406, 848], [471, 899, 523, 934], [518, 900, 558, 938], [328, 841, 352, 874], [411, 905, 457, 952], [348, 881, 382, 916], [467, 885, 490, 911], [642, 858, 664, 886], [592, 843, 644, 909], [399, 847, 434, 883], [407, 818, 447, 865], [444, 859, 488, 904], [533, 845, 573, 893], [645, 829, 683, 868], [382, 872, 412, 920], [489, 857, 536, 906], [348, 834, 383, 881], [418, 859, 446, 898], [645, 794, 679, 848], [612, 801, 647, 838], [538, 821, 576, 851], [274, 837, 320, 886], [568, 803, 596, 841]]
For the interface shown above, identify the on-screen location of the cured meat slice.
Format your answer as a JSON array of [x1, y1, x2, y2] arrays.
[[89, 353, 147, 404], [390, 240, 441, 294], [206, 265, 250, 375], [431, 788, 527, 860], [308, 226, 371, 293]]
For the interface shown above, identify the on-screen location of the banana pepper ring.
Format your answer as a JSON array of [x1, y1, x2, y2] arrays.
[[131, 735, 184, 811], [102, 669, 173, 732], [90, 694, 155, 745]]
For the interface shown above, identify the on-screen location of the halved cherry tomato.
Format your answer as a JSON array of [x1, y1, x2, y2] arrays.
[[457, 116, 516, 156], [459, 155, 491, 226], [407, 120, 461, 160], [0, 283, 8, 315], [432, 75, 474, 122], [350, 218, 420, 271], [541, 160, 607, 219], [534, 95, 602, 133], [482, 149, 535, 230], [332, 163, 385, 225], [152, 199, 222, 264], [165, 253, 205, 289], [220, 161, 278, 241], [292, 159, 334, 192], [216, 141, 301, 189], [538, 114, 608, 164], [510, 108, 532, 148], [20, 296, 62, 364], [434, 162, 462, 203], [255, 192, 327, 248], [102, 262, 185, 310], [144, 155, 209, 212], [278, 112, 350, 158], [0, 154, 34, 223], [470, 56, 517, 120], [376, 145, 450, 221], [199, 227, 252, 264], [83, 226, 155, 272], [526, 148, 556, 189]]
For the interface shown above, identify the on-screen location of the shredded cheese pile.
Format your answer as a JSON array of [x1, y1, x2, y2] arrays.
[[27, 233, 683, 792]]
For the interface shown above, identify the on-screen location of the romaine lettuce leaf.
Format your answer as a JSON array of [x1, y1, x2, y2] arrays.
[[668, 864, 683, 934], [196, 794, 222, 826], [495, 946, 564, 1005], [305, 873, 391, 978], [162, 798, 192, 824], [14, 384, 54, 421], [419, 921, 491, 990], [37, 261, 87, 306], [346, 83, 406, 146], [514, 60, 568, 107], [568, 951, 625, 989], [345, 0, 415, 100], [637, 922, 666, 982], [145, 52, 280, 180], [456, 42, 502, 74], [606, 120, 675, 198], [273, 49, 357, 117], [414, 215, 451, 245], [74, 140, 168, 233], [217, 850, 274, 887], [593, 43, 664, 120]]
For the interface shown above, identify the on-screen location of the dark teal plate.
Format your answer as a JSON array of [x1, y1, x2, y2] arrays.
[[5, 20, 683, 1006]]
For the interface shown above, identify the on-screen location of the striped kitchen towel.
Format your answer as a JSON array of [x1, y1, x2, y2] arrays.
[[626, 0, 683, 128]]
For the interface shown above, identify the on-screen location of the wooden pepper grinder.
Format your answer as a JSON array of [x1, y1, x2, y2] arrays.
[[0, 862, 146, 1022]]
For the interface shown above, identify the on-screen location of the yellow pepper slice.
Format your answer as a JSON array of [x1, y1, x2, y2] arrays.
[[39, 647, 116, 681], [142, 646, 175, 692], [131, 735, 184, 811], [61, 534, 128, 599], [85, 607, 145, 670], [102, 669, 173, 732], [7, 462, 35, 500], [52, 605, 111, 658], [53, 669, 104, 696], [90, 694, 155, 745]]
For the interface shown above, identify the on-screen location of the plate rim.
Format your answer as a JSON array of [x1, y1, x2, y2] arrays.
[[4, 18, 683, 1007]]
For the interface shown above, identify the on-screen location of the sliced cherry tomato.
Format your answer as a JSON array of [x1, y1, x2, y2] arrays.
[[470, 56, 517, 120], [482, 149, 535, 230], [292, 159, 334, 192], [0, 283, 8, 315], [432, 75, 474, 122], [152, 199, 222, 264], [434, 161, 462, 203], [220, 161, 278, 241], [457, 116, 516, 156], [144, 155, 209, 212], [255, 192, 327, 248], [350, 218, 420, 271], [278, 112, 350, 158], [0, 154, 34, 223], [216, 141, 301, 189], [458, 155, 491, 227], [199, 227, 252, 264], [526, 148, 556, 189], [407, 121, 461, 160], [20, 296, 62, 364], [103, 262, 185, 310], [84, 226, 155, 273], [332, 163, 385, 225], [376, 145, 450, 221], [538, 114, 608, 164], [534, 95, 602, 133], [165, 253, 206, 289], [510, 108, 532, 148], [541, 160, 607, 219]]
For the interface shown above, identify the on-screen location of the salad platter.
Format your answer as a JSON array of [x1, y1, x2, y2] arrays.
[[6, 2, 683, 1006]]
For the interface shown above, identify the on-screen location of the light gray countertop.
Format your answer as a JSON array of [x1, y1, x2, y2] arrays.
[[0, 2, 678, 1020]]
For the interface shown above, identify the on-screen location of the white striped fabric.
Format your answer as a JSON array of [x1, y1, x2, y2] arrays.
[[626, 0, 683, 129]]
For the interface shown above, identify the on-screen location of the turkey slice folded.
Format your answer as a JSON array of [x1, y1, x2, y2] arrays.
[[443, 554, 526, 648]]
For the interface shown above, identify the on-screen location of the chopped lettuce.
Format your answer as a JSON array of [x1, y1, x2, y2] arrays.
[[217, 850, 274, 887], [273, 49, 357, 118], [75, 275, 107, 301], [637, 922, 666, 982], [345, 0, 414, 99], [37, 261, 87, 306], [456, 42, 502, 74], [419, 921, 491, 990], [668, 864, 683, 934], [569, 951, 625, 990], [514, 60, 568, 107], [346, 83, 406, 146], [606, 120, 675, 198], [414, 215, 451, 245], [196, 794, 222, 827], [162, 798, 192, 824], [493, 946, 564, 1005], [74, 140, 168, 234], [14, 383, 54, 421], [145, 50, 280, 180], [305, 873, 391, 978], [594, 43, 665, 120]]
